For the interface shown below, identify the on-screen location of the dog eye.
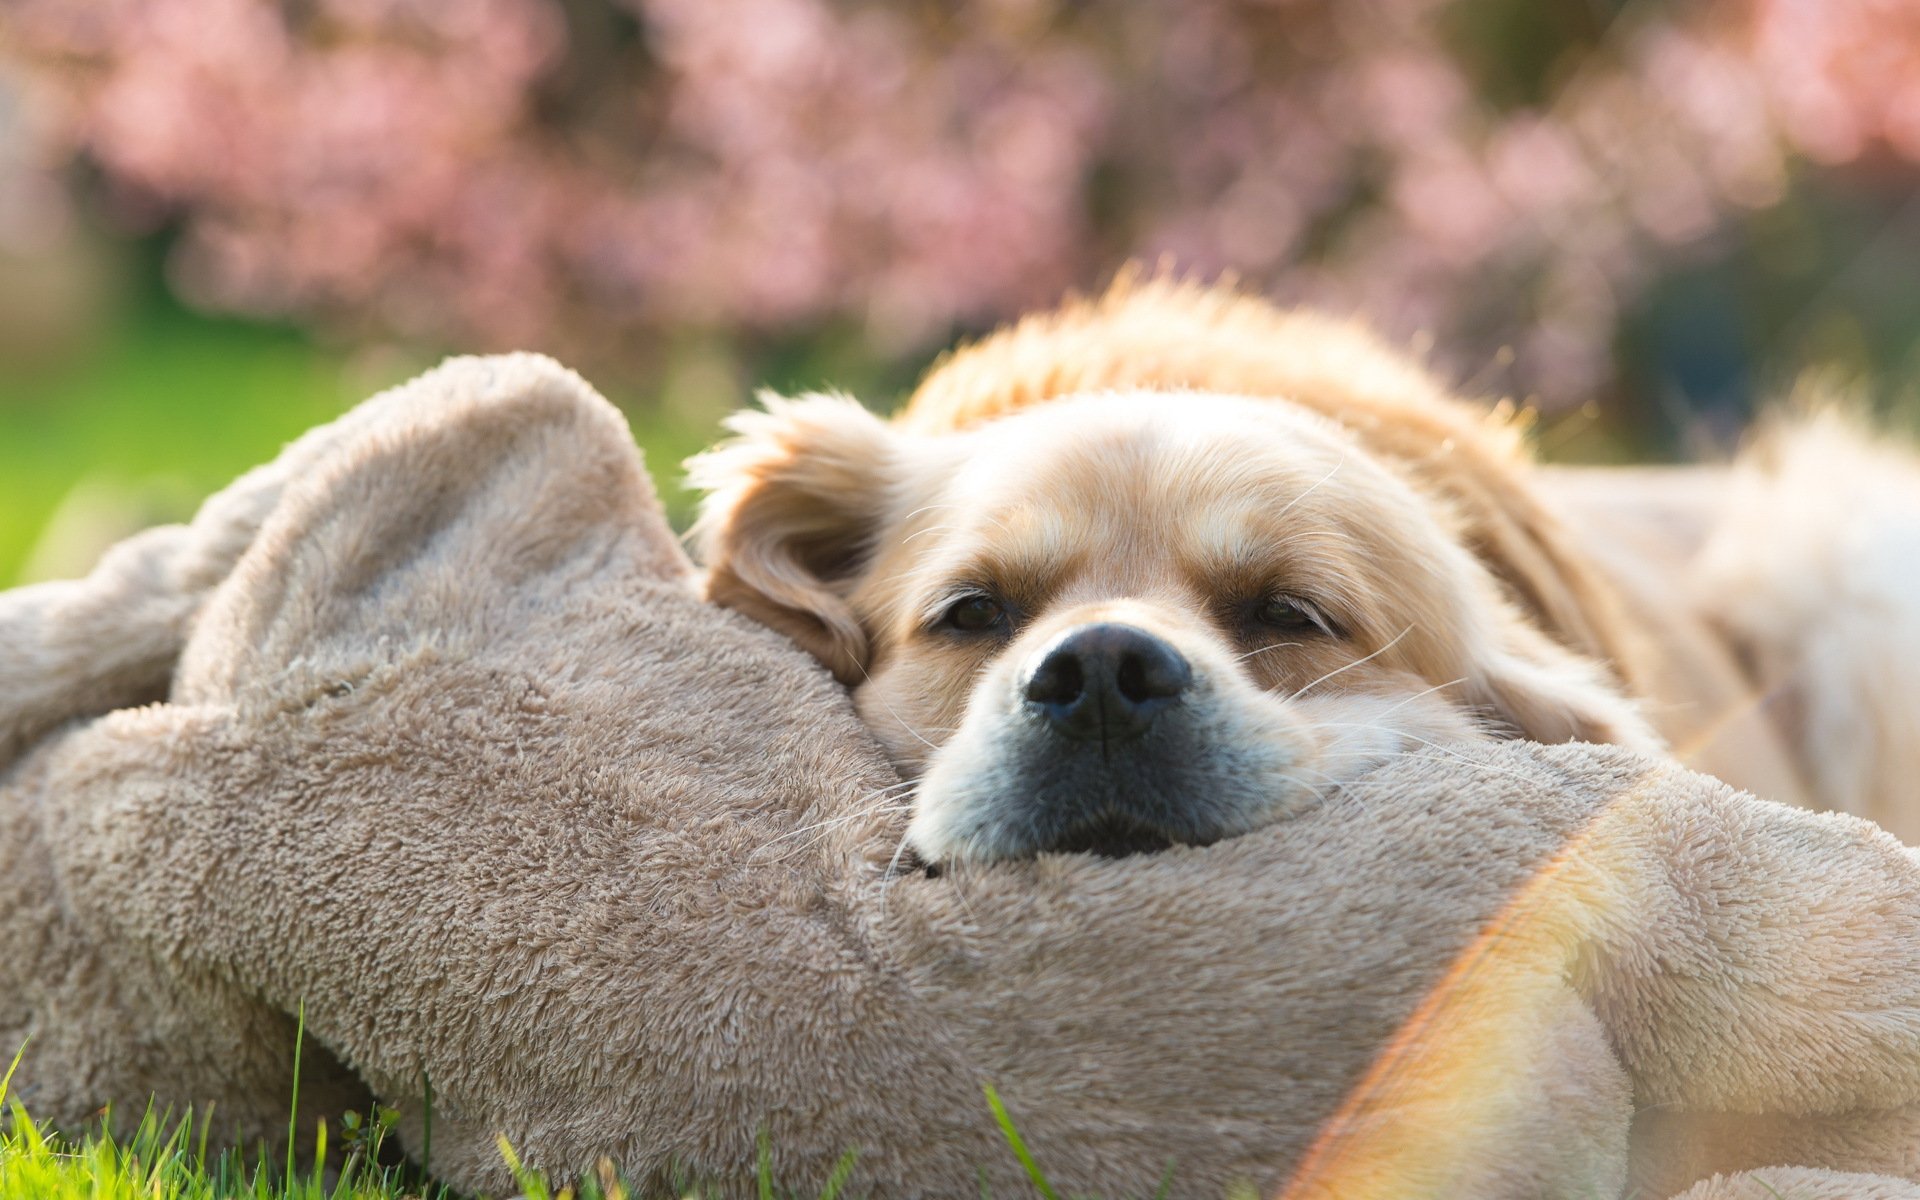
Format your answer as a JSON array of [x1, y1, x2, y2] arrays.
[[1256, 595, 1327, 633], [943, 593, 1008, 633]]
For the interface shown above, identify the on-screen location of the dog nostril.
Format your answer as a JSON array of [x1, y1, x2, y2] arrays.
[[1024, 650, 1085, 706], [1024, 623, 1192, 743], [1115, 644, 1192, 704]]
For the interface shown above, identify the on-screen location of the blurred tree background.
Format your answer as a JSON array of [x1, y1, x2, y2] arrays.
[[4, 0, 1920, 585]]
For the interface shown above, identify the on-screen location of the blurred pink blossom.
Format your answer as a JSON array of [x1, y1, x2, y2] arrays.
[[4, 0, 1919, 400]]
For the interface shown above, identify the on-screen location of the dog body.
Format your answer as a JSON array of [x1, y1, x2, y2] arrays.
[[693, 278, 1920, 860], [1542, 437, 1920, 837]]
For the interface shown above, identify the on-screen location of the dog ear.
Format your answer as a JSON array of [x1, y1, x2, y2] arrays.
[[1469, 617, 1663, 750], [687, 392, 898, 683]]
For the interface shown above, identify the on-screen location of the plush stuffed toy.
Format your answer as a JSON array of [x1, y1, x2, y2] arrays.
[[6, 355, 1920, 1198]]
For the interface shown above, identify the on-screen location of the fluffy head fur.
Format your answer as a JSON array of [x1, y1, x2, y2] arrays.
[[691, 276, 1660, 863]]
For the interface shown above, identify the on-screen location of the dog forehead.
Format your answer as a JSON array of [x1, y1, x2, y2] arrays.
[[888, 390, 1435, 599], [931, 391, 1358, 506], [910, 391, 1407, 547]]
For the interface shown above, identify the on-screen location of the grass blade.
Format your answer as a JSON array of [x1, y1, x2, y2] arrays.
[[983, 1085, 1057, 1200], [422, 1070, 434, 1182], [287, 999, 306, 1188], [1152, 1156, 1178, 1200], [0, 1039, 25, 1108], [817, 1148, 859, 1200], [756, 1125, 774, 1200], [498, 1134, 552, 1200]]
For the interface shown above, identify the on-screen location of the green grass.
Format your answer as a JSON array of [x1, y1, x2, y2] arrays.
[[0, 1101, 434, 1200], [0, 1072, 1178, 1200], [1, 1093, 1023, 1200], [0, 1031, 1120, 1200], [0, 1039, 440, 1200], [1, 1031, 647, 1200]]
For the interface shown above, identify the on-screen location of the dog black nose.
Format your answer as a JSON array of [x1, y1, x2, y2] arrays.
[[1023, 623, 1192, 742]]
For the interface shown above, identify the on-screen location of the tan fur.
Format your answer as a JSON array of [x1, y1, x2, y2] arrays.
[[12, 356, 1920, 1197], [694, 273, 1920, 847]]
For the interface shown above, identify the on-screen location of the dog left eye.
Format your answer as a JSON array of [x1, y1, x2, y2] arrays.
[[1256, 595, 1327, 633], [944, 593, 1008, 633]]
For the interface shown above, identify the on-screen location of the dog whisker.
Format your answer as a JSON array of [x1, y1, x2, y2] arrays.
[[900, 513, 1011, 546], [750, 783, 918, 860], [899, 523, 967, 546], [1281, 760, 1346, 789], [854, 662, 945, 751], [1272, 771, 1334, 805], [878, 824, 926, 916], [1232, 641, 1304, 664], [873, 831, 916, 927], [1369, 677, 1471, 718], [899, 503, 1010, 535], [1283, 528, 1359, 545], [756, 804, 917, 860], [1274, 455, 1346, 522], [1311, 726, 1547, 786], [1284, 626, 1415, 701], [793, 784, 919, 825], [943, 860, 982, 925]]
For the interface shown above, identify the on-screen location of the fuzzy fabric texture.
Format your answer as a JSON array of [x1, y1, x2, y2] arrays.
[[7, 355, 1920, 1197]]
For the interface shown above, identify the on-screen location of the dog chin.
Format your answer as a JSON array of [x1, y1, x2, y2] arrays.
[[903, 674, 1487, 866]]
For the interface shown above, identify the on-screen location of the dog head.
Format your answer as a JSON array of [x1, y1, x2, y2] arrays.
[[691, 389, 1656, 864]]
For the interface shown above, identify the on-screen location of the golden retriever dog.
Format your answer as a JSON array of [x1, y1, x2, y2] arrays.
[[690, 274, 1920, 863]]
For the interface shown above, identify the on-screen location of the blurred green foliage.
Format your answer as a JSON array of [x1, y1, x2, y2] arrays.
[[0, 245, 739, 588], [0, 281, 352, 586]]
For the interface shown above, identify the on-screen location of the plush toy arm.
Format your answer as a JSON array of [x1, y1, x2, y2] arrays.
[[0, 467, 281, 771]]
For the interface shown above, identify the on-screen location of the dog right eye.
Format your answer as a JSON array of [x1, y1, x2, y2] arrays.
[[943, 593, 1008, 633]]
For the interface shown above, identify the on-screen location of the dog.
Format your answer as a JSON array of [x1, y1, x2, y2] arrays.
[[690, 274, 1920, 863]]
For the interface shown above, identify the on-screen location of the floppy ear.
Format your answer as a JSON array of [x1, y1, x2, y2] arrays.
[[687, 392, 899, 683], [1469, 616, 1663, 750]]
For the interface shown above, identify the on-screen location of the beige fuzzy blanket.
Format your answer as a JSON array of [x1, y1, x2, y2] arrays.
[[6, 355, 1920, 1199]]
